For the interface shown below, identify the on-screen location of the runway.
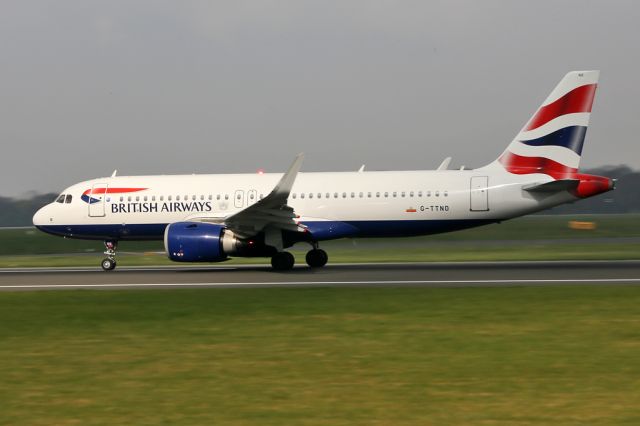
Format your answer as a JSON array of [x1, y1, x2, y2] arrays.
[[1, 261, 640, 291]]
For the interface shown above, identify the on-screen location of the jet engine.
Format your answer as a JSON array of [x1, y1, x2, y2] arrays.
[[164, 222, 270, 262]]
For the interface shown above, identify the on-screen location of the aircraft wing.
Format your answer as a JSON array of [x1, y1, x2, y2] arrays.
[[199, 154, 305, 238]]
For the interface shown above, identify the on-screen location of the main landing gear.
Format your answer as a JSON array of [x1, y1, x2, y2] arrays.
[[269, 245, 329, 271], [271, 251, 295, 271], [306, 248, 328, 268], [101, 240, 117, 271]]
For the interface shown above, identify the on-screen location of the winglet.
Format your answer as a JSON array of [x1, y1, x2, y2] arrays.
[[437, 157, 452, 170], [271, 153, 304, 197]]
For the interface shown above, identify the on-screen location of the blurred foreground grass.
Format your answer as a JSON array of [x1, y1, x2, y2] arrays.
[[1, 214, 639, 267], [2, 285, 640, 425]]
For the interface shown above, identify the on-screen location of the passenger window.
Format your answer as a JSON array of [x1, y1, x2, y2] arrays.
[[152, 196, 156, 202], [444, 191, 449, 197], [418, 191, 422, 197], [160, 196, 164, 201], [376, 192, 380, 198], [435, 191, 440, 197], [236, 193, 241, 200], [225, 194, 229, 200], [65, 195, 73, 203], [144, 196, 148, 202], [393, 192, 397, 198], [301, 193, 305, 199], [350, 192, 355, 198], [200, 195, 204, 201], [119, 196, 124, 202], [427, 191, 431, 197], [367, 192, 371, 198], [128, 196, 132, 202], [292, 193, 297, 199], [176, 196, 180, 201], [208, 195, 212, 201], [334, 193, 338, 198], [309, 193, 313, 199], [326, 193, 330, 198], [410, 191, 414, 197], [384, 192, 388, 198], [168, 195, 172, 201], [184, 195, 188, 200], [216, 194, 220, 200], [359, 192, 363, 198], [342, 192, 347, 198], [401, 192, 405, 197], [136, 196, 140, 201], [317, 193, 322, 199]]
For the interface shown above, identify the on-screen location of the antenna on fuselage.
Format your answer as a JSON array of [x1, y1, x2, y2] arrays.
[[357, 165, 365, 172], [111, 170, 118, 177]]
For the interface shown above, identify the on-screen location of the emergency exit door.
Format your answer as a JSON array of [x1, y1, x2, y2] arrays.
[[470, 176, 489, 211], [88, 183, 108, 217]]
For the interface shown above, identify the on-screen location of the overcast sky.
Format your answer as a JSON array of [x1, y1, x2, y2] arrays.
[[1, 0, 638, 197]]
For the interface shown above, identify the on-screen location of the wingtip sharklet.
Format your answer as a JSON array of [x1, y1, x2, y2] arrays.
[[273, 153, 304, 195]]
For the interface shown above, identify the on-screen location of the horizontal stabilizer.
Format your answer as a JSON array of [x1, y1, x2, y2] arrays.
[[523, 179, 579, 193]]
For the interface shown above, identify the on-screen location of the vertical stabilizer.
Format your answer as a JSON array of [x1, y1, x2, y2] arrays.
[[486, 71, 599, 179]]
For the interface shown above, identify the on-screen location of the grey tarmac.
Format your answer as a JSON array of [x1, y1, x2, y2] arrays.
[[1, 261, 640, 291]]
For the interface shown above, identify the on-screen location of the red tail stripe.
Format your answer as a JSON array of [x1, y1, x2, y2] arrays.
[[525, 84, 596, 131], [499, 152, 577, 180], [83, 188, 147, 195]]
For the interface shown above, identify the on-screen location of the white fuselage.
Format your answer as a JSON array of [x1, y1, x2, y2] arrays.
[[33, 169, 575, 241]]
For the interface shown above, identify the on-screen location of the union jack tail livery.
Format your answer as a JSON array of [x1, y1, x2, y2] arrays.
[[491, 70, 598, 178]]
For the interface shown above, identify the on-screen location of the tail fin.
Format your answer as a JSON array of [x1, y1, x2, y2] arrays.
[[488, 70, 599, 179]]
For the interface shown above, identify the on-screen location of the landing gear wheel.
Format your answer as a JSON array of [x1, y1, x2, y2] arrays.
[[101, 258, 116, 271], [306, 249, 328, 268], [271, 252, 295, 271], [102, 240, 118, 271]]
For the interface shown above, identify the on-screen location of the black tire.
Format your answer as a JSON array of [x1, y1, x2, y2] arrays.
[[101, 258, 116, 271], [271, 252, 295, 271], [306, 249, 328, 268]]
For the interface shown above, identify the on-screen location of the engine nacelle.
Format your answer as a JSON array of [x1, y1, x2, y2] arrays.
[[164, 222, 273, 262], [165, 222, 227, 262]]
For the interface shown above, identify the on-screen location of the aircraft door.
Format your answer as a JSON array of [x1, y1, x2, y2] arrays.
[[234, 190, 245, 208], [247, 189, 257, 206], [88, 183, 108, 217], [470, 176, 489, 211]]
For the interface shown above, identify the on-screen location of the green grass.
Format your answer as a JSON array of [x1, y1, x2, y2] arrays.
[[2, 214, 639, 267], [1, 241, 640, 268], [2, 285, 640, 425]]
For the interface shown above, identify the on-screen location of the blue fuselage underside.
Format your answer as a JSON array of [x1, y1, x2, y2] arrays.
[[36, 219, 497, 242]]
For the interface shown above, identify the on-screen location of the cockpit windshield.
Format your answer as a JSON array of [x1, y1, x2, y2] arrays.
[[54, 194, 73, 204]]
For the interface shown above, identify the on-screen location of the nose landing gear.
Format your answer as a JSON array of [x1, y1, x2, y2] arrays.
[[101, 241, 118, 271]]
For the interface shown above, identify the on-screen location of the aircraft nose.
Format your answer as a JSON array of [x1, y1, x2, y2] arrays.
[[32, 205, 49, 227]]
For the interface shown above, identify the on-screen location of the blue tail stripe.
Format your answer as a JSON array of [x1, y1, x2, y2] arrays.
[[520, 125, 587, 155]]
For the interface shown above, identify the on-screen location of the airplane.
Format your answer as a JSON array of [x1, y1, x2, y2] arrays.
[[33, 70, 614, 271]]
